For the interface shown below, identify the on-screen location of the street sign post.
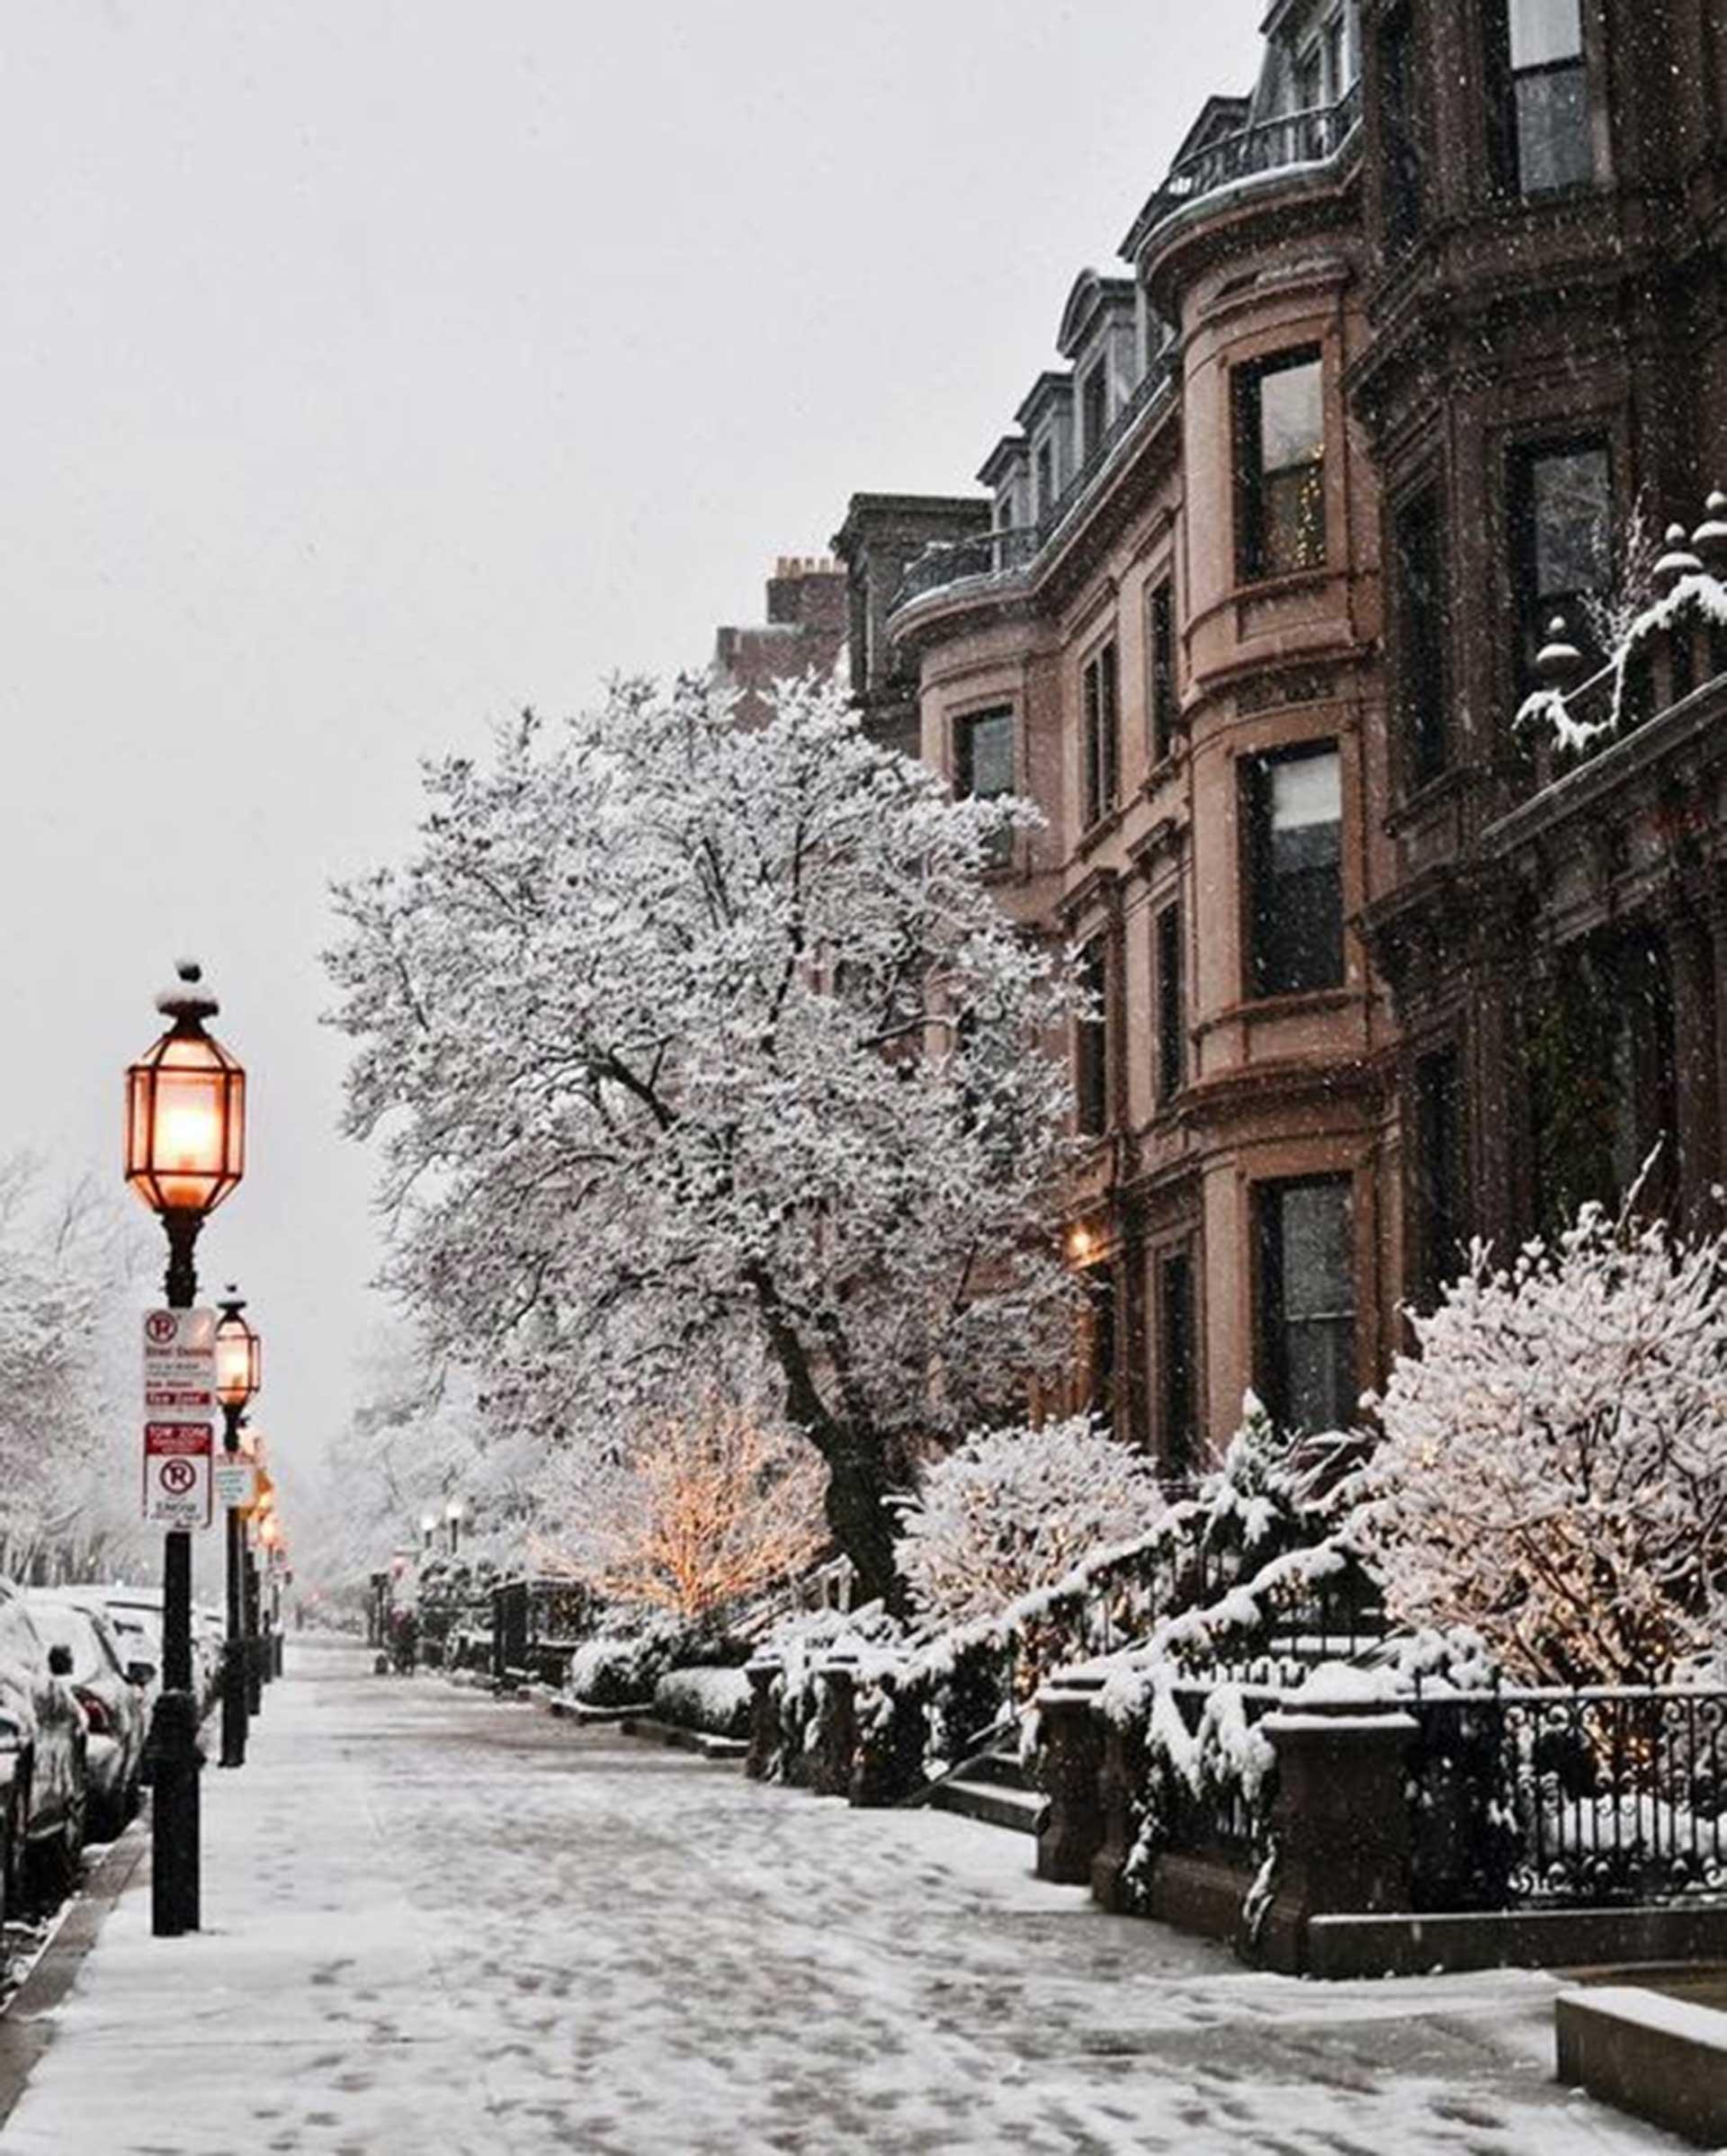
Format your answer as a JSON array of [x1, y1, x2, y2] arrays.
[[143, 1422, 213, 1529]]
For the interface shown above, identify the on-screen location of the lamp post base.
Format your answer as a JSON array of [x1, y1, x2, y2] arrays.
[[144, 1688, 202, 1935]]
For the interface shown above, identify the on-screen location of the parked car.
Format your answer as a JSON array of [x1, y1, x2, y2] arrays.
[[194, 1605, 227, 1712], [88, 1588, 164, 1692], [0, 1585, 88, 1913], [26, 1597, 148, 1838]]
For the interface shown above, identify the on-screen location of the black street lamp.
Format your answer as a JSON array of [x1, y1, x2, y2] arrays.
[[213, 1289, 261, 1770], [420, 1512, 436, 1554], [445, 1498, 463, 1558], [124, 961, 246, 1937]]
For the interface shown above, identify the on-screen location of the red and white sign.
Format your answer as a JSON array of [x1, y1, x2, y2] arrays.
[[143, 1422, 213, 1529], [142, 1307, 217, 1420]]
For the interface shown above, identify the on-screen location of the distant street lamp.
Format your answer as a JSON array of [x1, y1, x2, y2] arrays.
[[213, 1289, 261, 1770], [125, 961, 246, 1937], [420, 1512, 436, 1552], [445, 1498, 464, 1557]]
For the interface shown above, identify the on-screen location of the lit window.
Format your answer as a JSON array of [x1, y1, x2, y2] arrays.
[[1237, 350, 1327, 581], [1246, 744, 1344, 998]]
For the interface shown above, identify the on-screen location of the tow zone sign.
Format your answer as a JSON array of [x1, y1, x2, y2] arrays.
[[143, 1422, 213, 1529], [142, 1309, 215, 1528]]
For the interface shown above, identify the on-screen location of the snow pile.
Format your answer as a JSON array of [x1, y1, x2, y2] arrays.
[[564, 1611, 698, 1707]]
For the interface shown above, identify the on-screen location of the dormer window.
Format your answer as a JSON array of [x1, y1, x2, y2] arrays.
[[1080, 363, 1108, 461], [1036, 440, 1057, 518]]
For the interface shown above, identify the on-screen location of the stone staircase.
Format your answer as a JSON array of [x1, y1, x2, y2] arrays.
[[926, 1740, 1045, 1837]]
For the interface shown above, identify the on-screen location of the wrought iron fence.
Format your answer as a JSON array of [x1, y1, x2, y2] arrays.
[[1153, 84, 1363, 225], [1409, 1685, 1727, 1910], [894, 524, 1040, 608]]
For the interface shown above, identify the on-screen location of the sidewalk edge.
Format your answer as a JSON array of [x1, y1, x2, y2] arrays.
[[0, 1821, 149, 2131]]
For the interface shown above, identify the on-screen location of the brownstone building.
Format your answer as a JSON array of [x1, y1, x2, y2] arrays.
[[712, 556, 849, 727], [834, 0, 1727, 1470]]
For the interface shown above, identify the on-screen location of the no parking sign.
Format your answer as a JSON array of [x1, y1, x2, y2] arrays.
[[143, 1422, 213, 1529]]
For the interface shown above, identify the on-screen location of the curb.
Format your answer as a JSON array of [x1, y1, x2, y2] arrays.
[[0, 1819, 149, 2132]]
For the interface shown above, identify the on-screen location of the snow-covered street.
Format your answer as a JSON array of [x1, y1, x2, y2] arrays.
[[0, 1636, 1685, 2154]]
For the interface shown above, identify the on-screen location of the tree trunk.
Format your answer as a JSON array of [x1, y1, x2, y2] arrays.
[[822, 1439, 904, 1615]]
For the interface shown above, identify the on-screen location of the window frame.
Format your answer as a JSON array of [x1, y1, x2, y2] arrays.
[[1486, 0, 1594, 201], [1147, 577, 1177, 765], [954, 703, 1016, 870], [1082, 640, 1121, 830], [1075, 935, 1110, 1139], [1155, 899, 1185, 1105], [1080, 362, 1109, 461], [1508, 430, 1612, 688], [1243, 739, 1346, 1001], [1379, 0, 1423, 250], [1392, 485, 1449, 792], [1157, 1246, 1198, 1481], [1255, 1172, 1358, 1435], [1234, 346, 1328, 586]]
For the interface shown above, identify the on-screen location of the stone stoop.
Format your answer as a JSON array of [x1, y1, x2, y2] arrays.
[[928, 1742, 1047, 1837]]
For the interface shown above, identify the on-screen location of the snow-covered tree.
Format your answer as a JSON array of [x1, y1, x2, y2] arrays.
[[326, 672, 1080, 1606], [541, 1385, 827, 1624], [893, 1414, 1163, 1629], [1354, 1194, 1727, 1686]]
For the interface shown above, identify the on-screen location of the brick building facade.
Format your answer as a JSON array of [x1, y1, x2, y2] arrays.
[[832, 0, 1727, 1469]]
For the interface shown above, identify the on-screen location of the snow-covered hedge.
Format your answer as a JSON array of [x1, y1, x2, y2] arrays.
[[564, 1613, 696, 1707], [654, 1666, 753, 1740], [748, 1602, 902, 1784]]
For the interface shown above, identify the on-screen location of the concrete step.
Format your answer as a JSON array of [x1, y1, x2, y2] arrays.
[[964, 1746, 1033, 1793], [617, 1713, 748, 1762], [929, 1776, 1045, 1836]]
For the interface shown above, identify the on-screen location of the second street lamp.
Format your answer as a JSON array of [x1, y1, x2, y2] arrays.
[[213, 1288, 261, 1770], [445, 1498, 463, 1557]]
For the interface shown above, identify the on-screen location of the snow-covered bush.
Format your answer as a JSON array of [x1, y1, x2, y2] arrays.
[[894, 1414, 1164, 1629], [564, 1611, 695, 1707], [1355, 1194, 1727, 1686], [654, 1666, 752, 1740]]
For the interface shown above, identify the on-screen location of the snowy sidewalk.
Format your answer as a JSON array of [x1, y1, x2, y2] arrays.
[[0, 1636, 1688, 2154]]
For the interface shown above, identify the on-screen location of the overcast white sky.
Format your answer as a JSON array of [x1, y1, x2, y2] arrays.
[[0, 3, 1266, 1537]]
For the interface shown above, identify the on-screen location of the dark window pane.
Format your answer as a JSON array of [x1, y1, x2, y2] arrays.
[[1081, 365, 1107, 455], [1515, 67, 1590, 192], [1412, 1046, 1465, 1306], [1259, 1176, 1356, 1433], [1493, 0, 1590, 198], [957, 706, 1015, 868], [1148, 580, 1177, 762], [1087, 1265, 1117, 1420], [1395, 490, 1447, 786], [1381, 7, 1422, 248], [1077, 937, 1109, 1137], [1159, 1251, 1196, 1479], [1511, 438, 1610, 681], [1083, 643, 1120, 826], [1157, 902, 1184, 1102], [1248, 747, 1343, 997]]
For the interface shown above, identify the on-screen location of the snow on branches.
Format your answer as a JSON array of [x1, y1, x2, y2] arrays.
[[326, 672, 1081, 1605], [1353, 1194, 1727, 1686], [893, 1415, 1164, 1630]]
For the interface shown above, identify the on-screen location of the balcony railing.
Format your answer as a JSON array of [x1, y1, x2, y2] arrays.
[[890, 353, 1177, 615], [1149, 82, 1362, 231]]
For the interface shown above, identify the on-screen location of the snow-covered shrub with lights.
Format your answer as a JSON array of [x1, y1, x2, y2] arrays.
[[654, 1665, 753, 1740], [894, 1414, 1164, 1630], [564, 1609, 700, 1707], [1354, 1191, 1727, 1687]]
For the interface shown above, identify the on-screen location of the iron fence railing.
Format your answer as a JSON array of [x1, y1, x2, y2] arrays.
[[1409, 1685, 1727, 1911], [1153, 84, 1362, 224]]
